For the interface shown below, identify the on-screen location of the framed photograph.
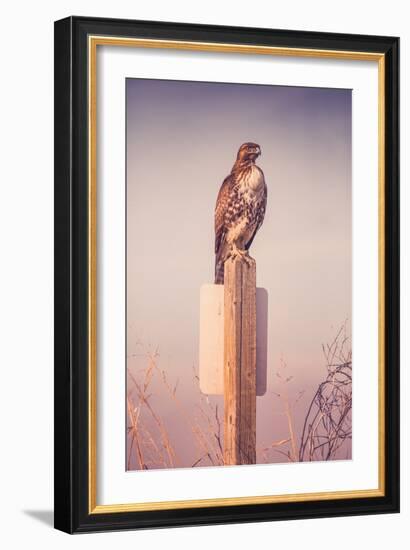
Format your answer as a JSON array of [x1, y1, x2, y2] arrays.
[[54, 16, 399, 533]]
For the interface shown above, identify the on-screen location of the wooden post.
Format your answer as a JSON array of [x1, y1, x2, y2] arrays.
[[223, 256, 257, 465]]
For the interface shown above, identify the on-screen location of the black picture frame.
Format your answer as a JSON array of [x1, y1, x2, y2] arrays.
[[54, 15, 400, 534]]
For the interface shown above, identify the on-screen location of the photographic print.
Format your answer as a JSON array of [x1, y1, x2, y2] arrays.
[[126, 78, 352, 470]]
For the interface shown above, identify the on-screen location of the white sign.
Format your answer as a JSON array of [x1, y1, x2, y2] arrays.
[[199, 284, 268, 396]]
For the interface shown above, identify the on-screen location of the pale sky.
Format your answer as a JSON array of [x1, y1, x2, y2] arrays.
[[126, 78, 352, 469]]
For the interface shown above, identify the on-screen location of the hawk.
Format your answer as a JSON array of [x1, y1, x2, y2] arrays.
[[214, 142, 267, 284]]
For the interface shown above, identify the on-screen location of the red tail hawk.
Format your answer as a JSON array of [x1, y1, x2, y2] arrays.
[[214, 142, 267, 284]]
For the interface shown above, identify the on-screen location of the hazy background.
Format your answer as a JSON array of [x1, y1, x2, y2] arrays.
[[126, 78, 352, 469]]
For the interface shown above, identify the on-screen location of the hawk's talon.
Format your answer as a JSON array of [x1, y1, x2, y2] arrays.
[[229, 245, 254, 266]]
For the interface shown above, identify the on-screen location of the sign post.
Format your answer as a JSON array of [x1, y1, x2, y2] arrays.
[[223, 256, 257, 465]]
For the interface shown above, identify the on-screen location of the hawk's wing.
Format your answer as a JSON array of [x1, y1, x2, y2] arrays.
[[214, 175, 233, 256], [244, 182, 268, 251]]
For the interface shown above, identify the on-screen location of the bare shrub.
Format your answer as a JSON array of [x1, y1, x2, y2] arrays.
[[299, 325, 352, 461]]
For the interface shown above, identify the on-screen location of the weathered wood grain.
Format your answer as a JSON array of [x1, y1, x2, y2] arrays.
[[223, 256, 257, 465]]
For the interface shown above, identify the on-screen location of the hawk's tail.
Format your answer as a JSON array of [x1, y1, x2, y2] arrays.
[[214, 256, 225, 285]]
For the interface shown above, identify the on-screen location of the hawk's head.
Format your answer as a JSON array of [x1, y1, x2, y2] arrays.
[[236, 142, 261, 163]]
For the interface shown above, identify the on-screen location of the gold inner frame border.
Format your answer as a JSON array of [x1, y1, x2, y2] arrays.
[[87, 35, 385, 514]]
